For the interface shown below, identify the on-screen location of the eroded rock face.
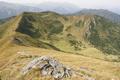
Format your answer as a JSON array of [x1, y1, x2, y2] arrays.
[[21, 56, 73, 80]]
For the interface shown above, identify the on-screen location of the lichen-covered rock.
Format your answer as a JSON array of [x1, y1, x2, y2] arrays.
[[21, 56, 73, 80]]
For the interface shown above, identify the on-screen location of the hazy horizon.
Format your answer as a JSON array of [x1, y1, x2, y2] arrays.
[[0, 0, 119, 10]]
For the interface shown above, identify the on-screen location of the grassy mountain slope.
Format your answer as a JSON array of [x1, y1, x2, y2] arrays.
[[0, 12, 120, 59], [0, 12, 120, 80], [14, 12, 120, 55], [0, 46, 120, 80]]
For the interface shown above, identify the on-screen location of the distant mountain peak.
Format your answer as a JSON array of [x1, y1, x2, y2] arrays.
[[73, 9, 120, 23], [34, 2, 81, 14]]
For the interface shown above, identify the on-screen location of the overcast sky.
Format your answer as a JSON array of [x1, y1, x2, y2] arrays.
[[0, 0, 119, 9]]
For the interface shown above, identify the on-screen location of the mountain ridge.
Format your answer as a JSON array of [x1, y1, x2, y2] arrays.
[[73, 9, 120, 23], [0, 12, 120, 57]]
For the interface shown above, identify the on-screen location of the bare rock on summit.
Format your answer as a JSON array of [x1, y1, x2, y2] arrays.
[[21, 56, 73, 80]]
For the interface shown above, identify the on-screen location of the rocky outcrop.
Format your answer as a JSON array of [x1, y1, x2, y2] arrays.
[[21, 56, 74, 80]]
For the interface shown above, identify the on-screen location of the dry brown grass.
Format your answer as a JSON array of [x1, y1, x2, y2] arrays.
[[0, 45, 120, 80]]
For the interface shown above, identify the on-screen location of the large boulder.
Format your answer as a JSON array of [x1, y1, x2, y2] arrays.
[[21, 56, 73, 80]]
